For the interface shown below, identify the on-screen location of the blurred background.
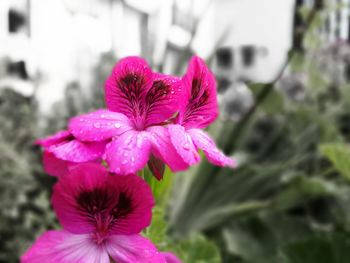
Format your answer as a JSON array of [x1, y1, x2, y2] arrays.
[[2, 0, 350, 262]]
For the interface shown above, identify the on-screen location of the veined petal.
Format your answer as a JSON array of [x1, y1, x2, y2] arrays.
[[161, 252, 182, 263], [168, 124, 200, 166], [49, 139, 107, 163], [179, 56, 218, 129], [104, 131, 151, 175], [69, 109, 133, 142], [188, 128, 236, 168], [105, 57, 154, 122], [21, 230, 109, 263], [144, 74, 182, 127], [52, 164, 110, 234], [52, 164, 154, 235], [106, 174, 154, 235], [147, 126, 189, 172], [106, 234, 165, 263]]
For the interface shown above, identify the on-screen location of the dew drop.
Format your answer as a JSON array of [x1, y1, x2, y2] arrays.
[[136, 136, 143, 148], [183, 143, 190, 150], [114, 123, 121, 129]]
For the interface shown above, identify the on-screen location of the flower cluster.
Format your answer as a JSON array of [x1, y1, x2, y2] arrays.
[[22, 56, 236, 262]]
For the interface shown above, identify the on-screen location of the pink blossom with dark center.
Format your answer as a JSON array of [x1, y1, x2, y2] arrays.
[[37, 56, 235, 178], [21, 163, 169, 263], [66, 57, 188, 176], [168, 56, 236, 168]]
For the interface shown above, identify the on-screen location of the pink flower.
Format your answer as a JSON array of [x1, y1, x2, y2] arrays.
[[66, 57, 188, 176], [36, 130, 106, 176], [168, 56, 236, 168], [21, 163, 167, 263]]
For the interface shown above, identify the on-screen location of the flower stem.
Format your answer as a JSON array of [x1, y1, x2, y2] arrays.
[[138, 169, 145, 180]]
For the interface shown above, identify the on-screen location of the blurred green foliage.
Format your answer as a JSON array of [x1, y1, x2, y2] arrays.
[[0, 52, 113, 262], [0, 89, 57, 262], [167, 10, 350, 263]]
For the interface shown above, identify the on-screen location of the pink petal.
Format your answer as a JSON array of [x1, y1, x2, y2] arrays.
[[106, 234, 165, 263], [35, 130, 71, 148], [69, 109, 133, 142], [21, 230, 109, 263], [161, 252, 182, 263], [105, 57, 154, 121], [42, 151, 72, 177], [147, 126, 189, 172], [168, 124, 200, 166], [52, 164, 154, 235], [107, 174, 154, 235], [104, 131, 151, 175], [49, 139, 107, 163], [178, 56, 218, 129], [144, 74, 182, 127], [188, 128, 237, 168], [52, 164, 110, 234]]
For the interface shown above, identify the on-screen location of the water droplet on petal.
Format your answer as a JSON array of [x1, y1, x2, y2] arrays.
[[136, 136, 143, 148], [114, 123, 121, 129], [183, 143, 190, 150]]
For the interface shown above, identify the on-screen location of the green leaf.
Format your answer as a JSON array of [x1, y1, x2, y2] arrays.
[[273, 175, 338, 211], [320, 144, 350, 180], [223, 214, 312, 263], [144, 166, 174, 207], [175, 234, 222, 263], [282, 232, 350, 263], [250, 84, 284, 114], [143, 207, 168, 249], [144, 207, 222, 263]]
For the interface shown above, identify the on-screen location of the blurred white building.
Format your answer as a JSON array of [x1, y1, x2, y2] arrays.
[[0, 0, 349, 113]]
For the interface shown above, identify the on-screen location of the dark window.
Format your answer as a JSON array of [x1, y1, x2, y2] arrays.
[[7, 61, 29, 80], [216, 47, 233, 68], [241, 45, 255, 67], [8, 9, 26, 33]]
